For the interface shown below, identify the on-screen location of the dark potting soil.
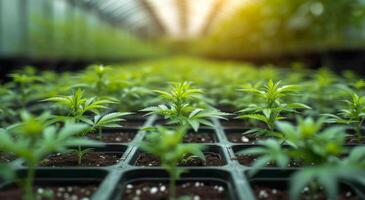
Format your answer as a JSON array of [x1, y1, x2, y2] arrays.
[[183, 132, 216, 143], [39, 152, 122, 167], [123, 181, 227, 200], [220, 120, 250, 128], [0, 153, 16, 162], [252, 184, 360, 200], [0, 185, 97, 200], [226, 133, 259, 144], [345, 136, 365, 144], [88, 132, 136, 143], [134, 152, 225, 167], [235, 155, 301, 167], [123, 121, 145, 128]]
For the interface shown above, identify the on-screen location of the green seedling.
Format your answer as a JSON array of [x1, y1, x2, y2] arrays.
[[139, 126, 205, 200], [290, 147, 365, 200], [324, 93, 365, 142], [237, 139, 288, 175], [277, 117, 346, 165], [142, 82, 228, 131], [44, 89, 117, 123], [0, 112, 100, 200], [44, 89, 115, 164], [86, 112, 131, 140], [242, 117, 347, 176], [238, 80, 310, 138], [94, 65, 111, 94], [9, 73, 43, 109]]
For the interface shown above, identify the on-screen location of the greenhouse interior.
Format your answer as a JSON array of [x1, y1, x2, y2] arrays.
[[1, 0, 365, 200]]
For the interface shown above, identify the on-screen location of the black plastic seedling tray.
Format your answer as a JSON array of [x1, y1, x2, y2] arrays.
[[1, 115, 365, 200]]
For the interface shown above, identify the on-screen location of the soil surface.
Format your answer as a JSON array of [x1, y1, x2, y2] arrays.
[[123, 181, 227, 200], [345, 136, 365, 144], [39, 152, 122, 167], [226, 133, 259, 144], [220, 119, 251, 128], [183, 132, 216, 143], [252, 184, 360, 200], [134, 152, 225, 166], [235, 155, 301, 167], [0, 185, 97, 200], [0, 153, 16, 162], [123, 121, 145, 128], [88, 132, 136, 143]]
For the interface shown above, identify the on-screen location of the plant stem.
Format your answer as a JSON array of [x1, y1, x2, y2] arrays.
[[24, 162, 35, 200], [77, 146, 82, 165], [169, 170, 177, 200], [98, 127, 102, 141], [355, 118, 364, 142], [308, 181, 318, 200], [169, 178, 176, 200]]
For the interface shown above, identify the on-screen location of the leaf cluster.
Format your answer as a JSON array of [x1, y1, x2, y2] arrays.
[[239, 80, 310, 136], [142, 82, 228, 131]]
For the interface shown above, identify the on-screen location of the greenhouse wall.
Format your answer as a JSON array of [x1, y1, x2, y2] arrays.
[[0, 0, 165, 61]]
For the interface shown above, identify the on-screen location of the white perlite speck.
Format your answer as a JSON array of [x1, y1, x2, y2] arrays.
[[193, 195, 200, 200], [150, 187, 158, 194], [37, 188, 44, 194], [194, 182, 201, 187], [241, 136, 250, 143], [258, 190, 268, 198], [346, 192, 352, 197], [126, 184, 133, 189], [71, 195, 78, 200]]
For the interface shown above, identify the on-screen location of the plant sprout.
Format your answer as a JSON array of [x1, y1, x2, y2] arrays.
[[324, 93, 365, 142], [290, 147, 365, 200], [44, 89, 117, 123], [139, 126, 205, 199], [44, 89, 116, 164], [94, 65, 111, 94], [241, 117, 347, 176], [277, 117, 346, 165], [237, 139, 288, 175], [0, 112, 100, 200], [85, 112, 131, 140], [9, 73, 43, 109], [238, 80, 310, 138], [142, 82, 228, 131]]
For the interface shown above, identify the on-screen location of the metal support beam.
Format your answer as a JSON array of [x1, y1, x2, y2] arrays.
[[201, 0, 226, 35], [138, 0, 166, 34], [176, 0, 188, 37]]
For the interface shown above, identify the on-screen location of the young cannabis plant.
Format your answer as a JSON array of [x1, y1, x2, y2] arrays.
[[86, 112, 131, 140], [237, 139, 288, 175], [44, 89, 116, 164], [44, 89, 117, 123], [290, 147, 365, 200], [324, 93, 365, 142], [142, 82, 228, 131], [9, 73, 43, 109], [94, 65, 111, 93], [277, 117, 346, 165], [81, 65, 112, 96], [241, 117, 347, 176], [0, 112, 99, 200], [238, 80, 310, 138], [139, 127, 205, 199]]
